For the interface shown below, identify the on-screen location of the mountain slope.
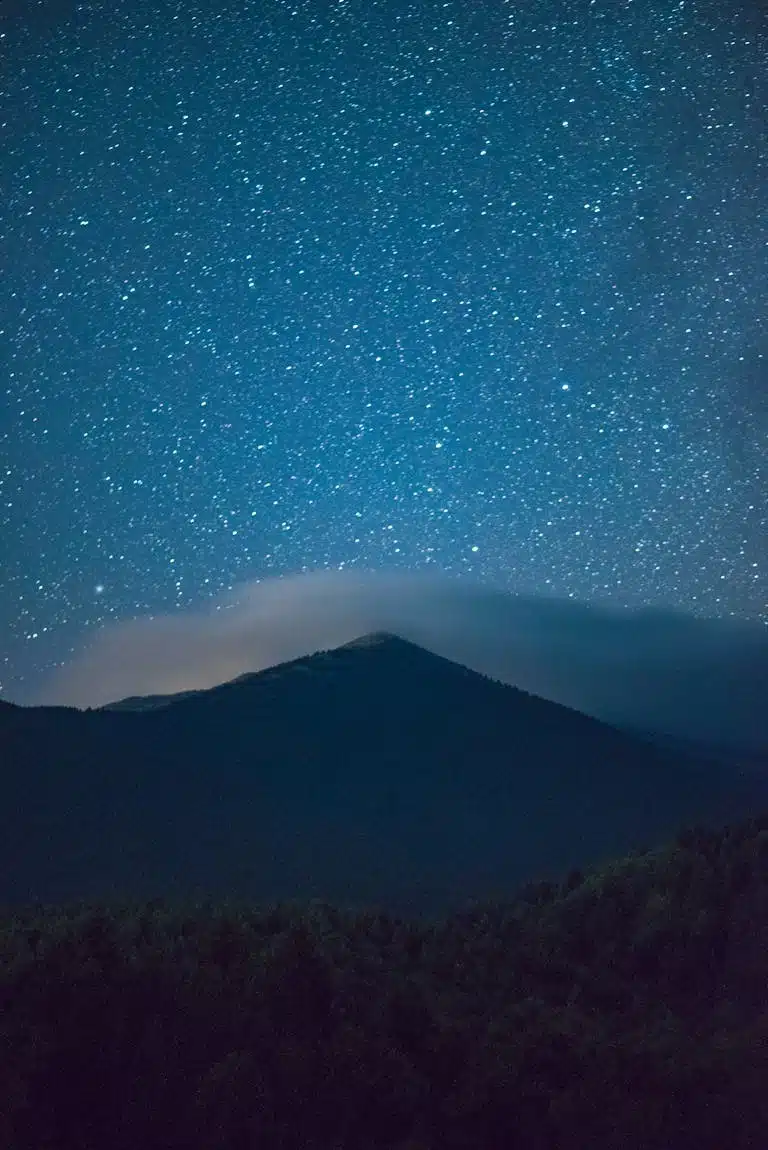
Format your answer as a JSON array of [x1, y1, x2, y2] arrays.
[[0, 633, 765, 916]]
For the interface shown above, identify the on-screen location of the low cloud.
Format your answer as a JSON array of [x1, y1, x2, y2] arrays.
[[40, 569, 768, 752]]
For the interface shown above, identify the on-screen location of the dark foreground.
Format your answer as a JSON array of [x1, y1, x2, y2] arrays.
[[1, 812, 766, 1150]]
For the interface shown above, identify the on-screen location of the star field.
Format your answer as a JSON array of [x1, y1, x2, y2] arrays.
[[1, 0, 766, 701]]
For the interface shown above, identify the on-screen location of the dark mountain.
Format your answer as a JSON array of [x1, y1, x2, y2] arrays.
[[103, 687, 204, 713], [1, 633, 766, 916], [616, 725, 768, 777]]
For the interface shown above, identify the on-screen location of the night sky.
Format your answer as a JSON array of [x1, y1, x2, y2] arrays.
[[1, 0, 766, 703]]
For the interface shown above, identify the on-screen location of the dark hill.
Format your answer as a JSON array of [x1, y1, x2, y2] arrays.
[[0, 633, 766, 916], [2, 812, 767, 1149]]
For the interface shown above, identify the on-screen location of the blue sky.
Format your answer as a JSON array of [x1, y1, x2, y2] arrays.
[[1, 0, 765, 701]]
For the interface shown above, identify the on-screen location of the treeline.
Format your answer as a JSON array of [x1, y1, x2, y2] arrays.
[[0, 811, 767, 1149]]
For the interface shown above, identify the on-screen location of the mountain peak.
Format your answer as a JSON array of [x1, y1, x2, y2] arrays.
[[338, 631, 409, 650], [3, 625, 767, 918]]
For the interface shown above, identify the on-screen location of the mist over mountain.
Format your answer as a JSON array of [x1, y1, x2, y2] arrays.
[[38, 572, 768, 752]]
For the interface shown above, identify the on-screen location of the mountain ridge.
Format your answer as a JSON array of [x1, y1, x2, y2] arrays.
[[99, 631, 600, 726], [1, 632, 766, 916]]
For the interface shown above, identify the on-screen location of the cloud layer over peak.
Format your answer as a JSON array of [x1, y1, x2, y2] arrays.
[[40, 570, 768, 752]]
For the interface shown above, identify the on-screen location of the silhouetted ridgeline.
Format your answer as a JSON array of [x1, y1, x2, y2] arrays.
[[0, 812, 766, 1148], [1, 634, 766, 916], [1, 636, 767, 1145]]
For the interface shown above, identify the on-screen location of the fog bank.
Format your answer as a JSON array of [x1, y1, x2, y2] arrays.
[[41, 570, 768, 752]]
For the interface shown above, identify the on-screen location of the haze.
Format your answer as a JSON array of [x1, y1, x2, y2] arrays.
[[40, 571, 768, 752]]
